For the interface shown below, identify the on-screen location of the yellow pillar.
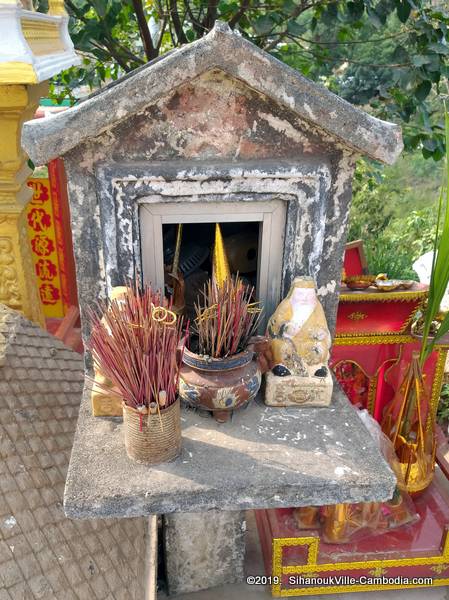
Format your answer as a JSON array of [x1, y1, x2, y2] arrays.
[[0, 82, 47, 325], [0, 0, 78, 325]]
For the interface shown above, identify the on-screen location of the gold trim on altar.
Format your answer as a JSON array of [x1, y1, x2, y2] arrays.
[[271, 529, 449, 596], [339, 289, 428, 303]]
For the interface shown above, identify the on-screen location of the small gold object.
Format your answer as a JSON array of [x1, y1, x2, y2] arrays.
[[348, 311, 368, 321], [381, 350, 435, 495], [151, 305, 177, 325], [374, 279, 402, 292], [344, 275, 375, 290]]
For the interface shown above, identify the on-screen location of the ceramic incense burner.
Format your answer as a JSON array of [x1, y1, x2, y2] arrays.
[[179, 337, 271, 422]]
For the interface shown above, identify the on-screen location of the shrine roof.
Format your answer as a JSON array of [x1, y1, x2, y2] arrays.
[[22, 21, 402, 166]]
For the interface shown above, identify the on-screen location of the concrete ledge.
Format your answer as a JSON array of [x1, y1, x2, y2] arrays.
[[64, 384, 396, 519]]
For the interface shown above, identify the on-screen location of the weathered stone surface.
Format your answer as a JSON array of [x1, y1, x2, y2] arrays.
[[89, 158, 348, 339], [59, 65, 357, 342], [64, 384, 396, 520], [20, 21, 403, 349], [163, 510, 245, 595], [22, 23, 402, 166]]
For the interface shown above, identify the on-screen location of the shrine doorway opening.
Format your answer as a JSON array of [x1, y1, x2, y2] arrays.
[[139, 198, 286, 328]]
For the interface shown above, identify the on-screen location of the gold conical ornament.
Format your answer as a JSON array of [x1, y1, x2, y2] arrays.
[[381, 351, 435, 496], [212, 223, 231, 287]]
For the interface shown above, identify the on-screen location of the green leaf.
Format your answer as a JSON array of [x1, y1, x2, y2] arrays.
[[414, 80, 432, 102], [252, 15, 275, 35], [367, 7, 384, 28], [428, 42, 449, 55], [282, 0, 297, 16], [218, 1, 238, 15], [396, 0, 411, 23], [423, 138, 437, 152], [287, 21, 304, 37], [91, 0, 108, 18], [392, 45, 410, 64], [347, 0, 364, 22], [422, 147, 434, 159], [421, 108, 449, 364], [426, 54, 442, 73], [409, 134, 422, 149], [337, 27, 352, 42], [412, 55, 433, 67], [324, 3, 338, 22]]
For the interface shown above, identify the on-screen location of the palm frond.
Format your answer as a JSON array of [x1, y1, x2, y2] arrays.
[[420, 103, 449, 366]]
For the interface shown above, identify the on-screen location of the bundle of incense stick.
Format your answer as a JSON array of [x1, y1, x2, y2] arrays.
[[194, 276, 262, 358], [88, 284, 186, 410]]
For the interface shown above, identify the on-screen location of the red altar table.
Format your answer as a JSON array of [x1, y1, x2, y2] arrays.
[[330, 283, 444, 423], [255, 471, 449, 596], [256, 248, 449, 596]]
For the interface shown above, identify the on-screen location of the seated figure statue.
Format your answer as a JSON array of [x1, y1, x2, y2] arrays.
[[264, 276, 333, 407]]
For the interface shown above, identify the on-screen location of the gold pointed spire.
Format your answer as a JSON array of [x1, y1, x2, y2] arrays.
[[212, 223, 231, 287]]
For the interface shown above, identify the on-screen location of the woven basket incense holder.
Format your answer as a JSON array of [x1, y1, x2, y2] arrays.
[[122, 399, 181, 464]]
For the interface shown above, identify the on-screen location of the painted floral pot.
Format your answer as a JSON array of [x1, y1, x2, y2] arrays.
[[179, 347, 263, 422]]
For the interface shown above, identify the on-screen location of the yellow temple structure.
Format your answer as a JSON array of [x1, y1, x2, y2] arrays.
[[0, 0, 78, 325]]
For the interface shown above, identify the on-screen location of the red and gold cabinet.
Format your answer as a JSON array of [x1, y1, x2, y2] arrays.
[[255, 474, 449, 597], [329, 283, 447, 423], [335, 285, 427, 337], [256, 280, 449, 596]]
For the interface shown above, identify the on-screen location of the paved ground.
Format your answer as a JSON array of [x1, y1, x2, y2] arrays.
[[0, 306, 147, 600]]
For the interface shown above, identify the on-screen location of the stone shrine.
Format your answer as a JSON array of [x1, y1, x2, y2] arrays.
[[22, 22, 402, 596]]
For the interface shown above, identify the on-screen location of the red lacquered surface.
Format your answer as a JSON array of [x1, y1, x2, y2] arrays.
[[330, 343, 401, 412], [330, 340, 441, 421], [47, 158, 79, 312], [343, 241, 367, 277], [336, 284, 427, 337], [255, 474, 449, 596]]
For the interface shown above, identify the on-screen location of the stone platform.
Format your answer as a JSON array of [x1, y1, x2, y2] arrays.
[[64, 385, 395, 520]]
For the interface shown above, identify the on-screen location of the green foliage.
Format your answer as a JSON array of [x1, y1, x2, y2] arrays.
[[349, 104, 449, 367], [47, 0, 449, 158], [348, 154, 441, 279], [364, 238, 421, 280], [420, 105, 449, 364], [437, 383, 449, 426]]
